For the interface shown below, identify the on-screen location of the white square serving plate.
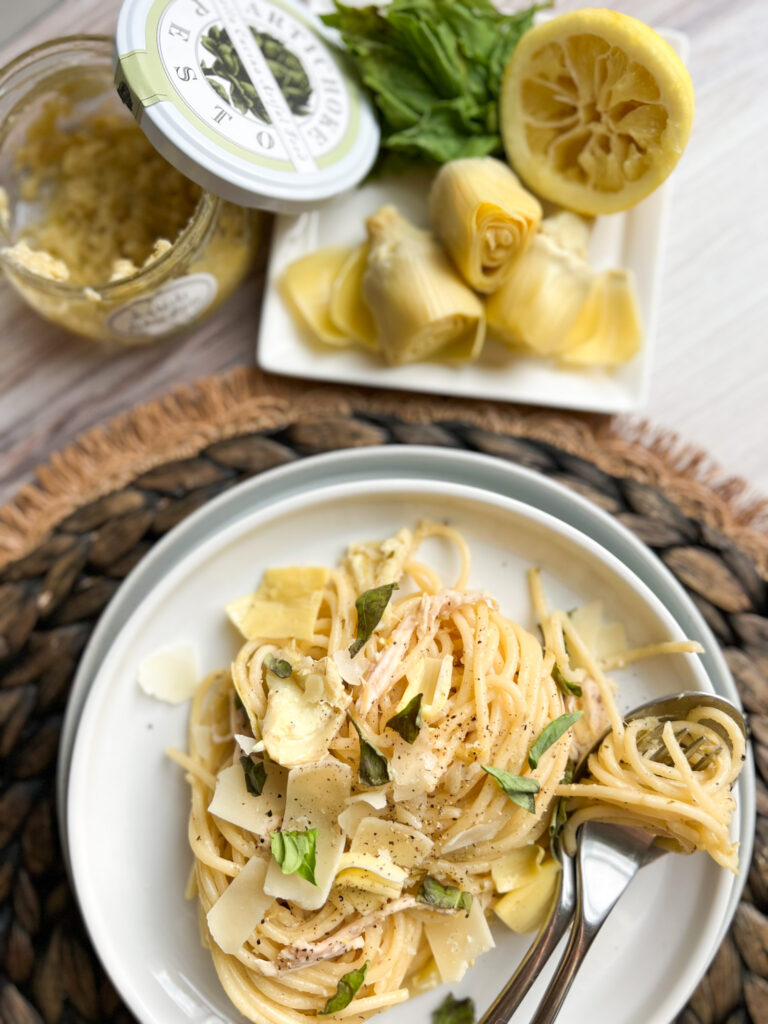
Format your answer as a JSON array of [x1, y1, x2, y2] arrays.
[[257, 29, 687, 414]]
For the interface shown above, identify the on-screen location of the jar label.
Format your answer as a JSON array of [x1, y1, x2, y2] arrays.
[[107, 272, 218, 339], [155, 0, 352, 173]]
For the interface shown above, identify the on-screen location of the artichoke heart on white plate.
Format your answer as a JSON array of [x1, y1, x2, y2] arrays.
[[363, 205, 485, 366], [281, 246, 362, 348], [485, 231, 594, 355], [559, 268, 643, 366], [429, 157, 542, 293], [538, 210, 592, 260], [329, 242, 377, 348]]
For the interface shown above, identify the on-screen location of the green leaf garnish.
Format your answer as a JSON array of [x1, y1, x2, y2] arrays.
[[264, 653, 292, 678], [349, 582, 399, 657], [385, 693, 423, 744], [321, 0, 546, 170], [552, 664, 582, 698], [481, 765, 540, 814], [432, 993, 476, 1024], [319, 962, 370, 1014], [549, 761, 575, 840], [240, 755, 267, 796], [417, 875, 472, 913], [270, 828, 318, 886], [528, 712, 583, 769], [350, 717, 393, 787]]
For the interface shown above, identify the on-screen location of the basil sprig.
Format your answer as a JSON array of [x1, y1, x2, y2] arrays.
[[481, 765, 540, 814], [264, 653, 292, 678], [432, 993, 476, 1024], [319, 962, 369, 1015], [552, 664, 582, 698], [417, 875, 472, 913], [350, 717, 393, 787], [349, 583, 399, 657], [241, 755, 267, 796], [270, 828, 318, 886], [385, 693, 423, 743], [528, 712, 583, 769], [549, 762, 575, 840]]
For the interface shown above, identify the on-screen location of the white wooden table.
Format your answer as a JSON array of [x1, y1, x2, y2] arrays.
[[0, 0, 766, 505]]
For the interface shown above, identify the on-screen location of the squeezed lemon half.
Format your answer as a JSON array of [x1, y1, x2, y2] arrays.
[[500, 9, 694, 214]]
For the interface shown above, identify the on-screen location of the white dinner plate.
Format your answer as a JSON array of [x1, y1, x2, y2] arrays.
[[257, 31, 686, 414], [67, 478, 744, 1024]]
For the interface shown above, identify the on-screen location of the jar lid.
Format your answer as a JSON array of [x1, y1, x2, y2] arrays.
[[114, 0, 380, 212]]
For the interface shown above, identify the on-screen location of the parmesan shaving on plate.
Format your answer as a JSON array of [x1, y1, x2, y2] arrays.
[[137, 645, 199, 704], [207, 857, 271, 955]]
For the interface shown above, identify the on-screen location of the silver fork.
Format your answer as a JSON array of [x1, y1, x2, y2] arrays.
[[527, 692, 746, 1024]]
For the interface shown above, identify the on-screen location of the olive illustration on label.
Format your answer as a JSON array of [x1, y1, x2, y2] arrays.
[[200, 25, 312, 125]]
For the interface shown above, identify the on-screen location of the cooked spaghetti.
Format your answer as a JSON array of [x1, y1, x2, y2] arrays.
[[168, 522, 744, 1023]]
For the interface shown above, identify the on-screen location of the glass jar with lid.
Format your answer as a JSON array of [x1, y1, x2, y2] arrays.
[[0, 1, 379, 346]]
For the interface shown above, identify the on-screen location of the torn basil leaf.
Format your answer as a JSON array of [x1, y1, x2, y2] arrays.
[[417, 875, 472, 913], [549, 761, 575, 840], [350, 717, 393, 787], [528, 712, 583, 769], [270, 828, 318, 886], [319, 961, 369, 1014], [481, 765, 540, 813], [241, 755, 267, 796], [385, 693, 423, 743], [349, 582, 399, 657], [552, 664, 582, 698], [264, 653, 292, 678], [432, 993, 476, 1024]]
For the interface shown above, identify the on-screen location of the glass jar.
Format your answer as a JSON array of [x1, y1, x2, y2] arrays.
[[0, 36, 260, 345]]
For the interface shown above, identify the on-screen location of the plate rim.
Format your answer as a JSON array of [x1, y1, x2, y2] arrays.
[[66, 474, 745, 1024]]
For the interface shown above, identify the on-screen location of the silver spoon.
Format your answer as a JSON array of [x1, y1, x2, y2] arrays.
[[528, 691, 746, 1024]]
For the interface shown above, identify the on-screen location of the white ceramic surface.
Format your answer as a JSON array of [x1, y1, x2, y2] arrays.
[[256, 31, 686, 414], [68, 478, 741, 1024]]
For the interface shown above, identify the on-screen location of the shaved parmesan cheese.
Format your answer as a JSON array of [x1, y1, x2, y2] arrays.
[[137, 645, 198, 704], [225, 567, 329, 641], [333, 649, 367, 686], [491, 846, 545, 893], [399, 655, 453, 722], [568, 602, 603, 652], [208, 760, 287, 835], [339, 789, 389, 838], [206, 856, 272, 954], [234, 734, 264, 756], [424, 899, 495, 983], [262, 676, 343, 767], [494, 857, 560, 934], [191, 725, 212, 760], [263, 758, 351, 911], [351, 817, 432, 871], [440, 819, 503, 855], [596, 621, 627, 659], [349, 788, 389, 810], [392, 731, 439, 802]]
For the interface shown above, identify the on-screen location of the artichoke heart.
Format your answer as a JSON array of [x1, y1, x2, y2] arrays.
[[363, 205, 485, 366], [329, 242, 377, 349], [485, 231, 594, 355], [538, 211, 592, 260], [559, 268, 643, 366], [281, 246, 353, 346], [429, 157, 542, 293]]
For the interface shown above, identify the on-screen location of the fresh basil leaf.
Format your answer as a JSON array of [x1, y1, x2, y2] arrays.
[[528, 712, 584, 769], [432, 993, 476, 1024], [264, 653, 292, 678], [481, 765, 540, 813], [349, 582, 399, 657], [385, 694, 423, 744], [549, 761, 575, 839], [417, 875, 473, 913], [240, 755, 267, 796], [350, 717, 393, 787], [319, 962, 370, 1014], [270, 828, 318, 886], [552, 664, 582, 699]]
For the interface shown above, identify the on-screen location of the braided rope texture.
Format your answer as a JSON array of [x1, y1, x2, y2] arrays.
[[0, 412, 766, 1024]]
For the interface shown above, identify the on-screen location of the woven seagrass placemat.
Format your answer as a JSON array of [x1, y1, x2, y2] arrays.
[[1, 367, 767, 1024]]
